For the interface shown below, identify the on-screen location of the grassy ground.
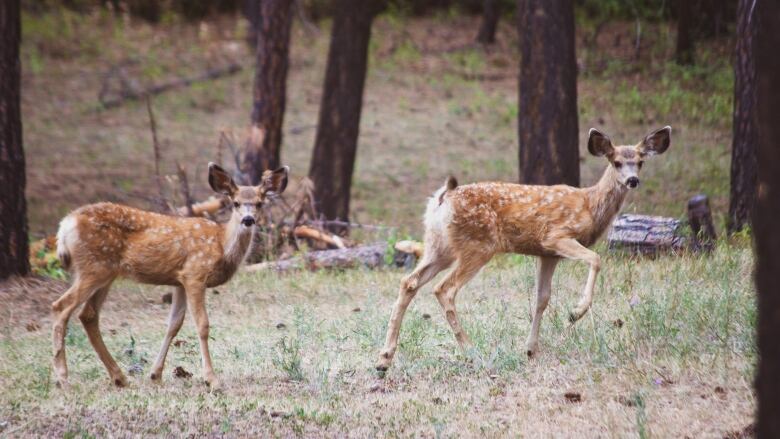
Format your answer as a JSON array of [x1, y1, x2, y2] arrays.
[[4, 8, 753, 438], [0, 243, 755, 436]]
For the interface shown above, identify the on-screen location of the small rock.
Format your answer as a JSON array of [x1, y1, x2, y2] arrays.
[[161, 292, 173, 304], [127, 363, 144, 375], [275, 322, 286, 329], [212, 289, 220, 295], [269, 410, 289, 419], [564, 392, 582, 403], [0, 421, 8, 431], [173, 366, 192, 379], [26, 321, 40, 332], [432, 397, 444, 405], [422, 313, 431, 320], [613, 319, 624, 328], [352, 307, 361, 313]]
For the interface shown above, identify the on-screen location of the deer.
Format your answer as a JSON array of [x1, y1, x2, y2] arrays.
[[376, 127, 671, 371], [51, 163, 289, 389]]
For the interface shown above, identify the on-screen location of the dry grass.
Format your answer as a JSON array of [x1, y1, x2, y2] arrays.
[[0, 243, 755, 437]]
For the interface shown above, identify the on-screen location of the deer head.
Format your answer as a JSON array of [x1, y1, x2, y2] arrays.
[[587, 126, 671, 189], [208, 162, 289, 228]]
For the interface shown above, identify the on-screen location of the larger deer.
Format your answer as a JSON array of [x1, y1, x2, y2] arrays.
[[52, 163, 288, 388], [376, 127, 671, 371]]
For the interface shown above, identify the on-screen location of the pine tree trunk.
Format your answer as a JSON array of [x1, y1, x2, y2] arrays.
[[476, 0, 499, 44], [517, 0, 579, 187], [308, 0, 384, 227], [755, 0, 780, 436], [727, 0, 757, 235], [0, 0, 30, 280], [675, 0, 695, 64], [241, 0, 293, 185]]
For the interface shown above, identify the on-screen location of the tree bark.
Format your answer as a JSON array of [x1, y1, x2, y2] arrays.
[[517, 0, 579, 187], [728, 0, 757, 235], [755, 0, 780, 436], [241, 0, 293, 185], [476, 0, 500, 44], [0, 0, 30, 280], [308, 0, 384, 226]]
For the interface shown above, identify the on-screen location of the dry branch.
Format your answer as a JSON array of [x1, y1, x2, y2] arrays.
[[100, 63, 242, 109], [293, 225, 347, 249]]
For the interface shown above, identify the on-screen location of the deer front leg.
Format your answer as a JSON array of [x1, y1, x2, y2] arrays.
[[184, 284, 218, 388], [525, 256, 559, 357], [547, 238, 601, 322], [150, 286, 187, 381]]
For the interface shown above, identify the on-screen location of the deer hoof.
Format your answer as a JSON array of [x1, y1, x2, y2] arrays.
[[113, 375, 128, 388], [149, 371, 161, 381], [375, 352, 393, 372]]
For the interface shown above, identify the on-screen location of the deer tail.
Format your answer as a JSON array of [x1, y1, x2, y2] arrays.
[[56, 215, 77, 271]]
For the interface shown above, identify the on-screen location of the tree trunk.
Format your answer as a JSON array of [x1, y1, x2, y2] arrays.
[[244, 0, 260, 48], [517, 0, 579, 187], [476, 0, 500, 44], [728, 0, 757, 235], [675, 0, 695, 64], [241, 0, 293, 185], [308, 0, 384, 226], [0, 0, 30, 280], [755, 0, 780, 436]]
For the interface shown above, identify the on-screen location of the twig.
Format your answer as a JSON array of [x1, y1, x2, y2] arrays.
[[176, 162, 194, 217], [146, 97, 166, 207]]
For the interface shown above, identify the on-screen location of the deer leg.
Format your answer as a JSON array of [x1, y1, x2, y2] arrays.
[[51, 276, 109, 387], [525, 256, 559, 357], [376, 254, 453, 371], [433, 253, 491, 349], [547, 238, 601, 322], [150, 286, 187, 381], [185, 285, 218, 387], [78, 282, 127, 387]]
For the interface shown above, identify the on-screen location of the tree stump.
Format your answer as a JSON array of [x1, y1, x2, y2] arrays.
[[687, 194, 717, 252]]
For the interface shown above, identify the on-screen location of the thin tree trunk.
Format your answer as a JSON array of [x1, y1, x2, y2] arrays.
[[0, 0, 30, 279], [308, 0, 384, 227], [517, 0, 579, 187], [728, 0, 757, 235], [241, 0, 293, 185], [755, 1, 780, 437], [476, 0, 500, 44], [675, 0, 695, 64]]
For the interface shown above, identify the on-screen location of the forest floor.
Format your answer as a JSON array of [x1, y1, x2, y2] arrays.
[[2, 9, 753, 438]]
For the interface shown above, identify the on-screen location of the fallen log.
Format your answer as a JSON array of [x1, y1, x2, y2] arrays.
[[607, 214, 687, 255], [245, 242, 385, 273], [100, 63, 243, 109], [178, 196, 225, 217], [293, 225, 347, 249]]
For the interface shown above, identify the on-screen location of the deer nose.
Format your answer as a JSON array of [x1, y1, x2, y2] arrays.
[[241, 216, 255, 227], [626, 177, 639, 188]]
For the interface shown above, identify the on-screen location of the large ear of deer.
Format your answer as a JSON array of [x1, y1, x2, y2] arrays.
[[587, 128, 614, 157], [208, 162, 238, 196], [640, 126, 672, 156], [262, 166, 289, 194]]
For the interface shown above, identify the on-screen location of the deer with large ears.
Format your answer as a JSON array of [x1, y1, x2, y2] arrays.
[[376, 127, 671, 371], [52, 163, 289, 388]]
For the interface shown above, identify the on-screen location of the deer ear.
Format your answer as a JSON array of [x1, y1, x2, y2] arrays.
[[640, 126, 671, 156], [587, 128, 614, 157], [208, 162, 238, 196], [262, 166, 289, 194]]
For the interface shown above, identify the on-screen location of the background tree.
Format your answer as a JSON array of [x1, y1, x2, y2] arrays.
[[675, 0, 734, 65], [727, 0, 757, 234], [308, 0, 385, 227], [517, 0, 579, 186], [476, 0, 500, 44], [755, 0, 780, 435], [0, 0, 30, 279], [241, 0, 294, 185]]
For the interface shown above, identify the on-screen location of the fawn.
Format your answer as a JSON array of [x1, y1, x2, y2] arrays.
[[376, 127, 671, 371], [52, 163, 289, 388]]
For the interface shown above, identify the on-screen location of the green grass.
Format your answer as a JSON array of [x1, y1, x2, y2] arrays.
[[0, 243, 755, 436]]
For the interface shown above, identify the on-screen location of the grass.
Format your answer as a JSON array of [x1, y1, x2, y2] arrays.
[[5, 8, 755, 437], [0, 243, 755, 436]]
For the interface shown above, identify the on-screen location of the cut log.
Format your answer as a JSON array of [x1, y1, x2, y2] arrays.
[[244, 242, 385, 273], [607, 214, 687, 255]]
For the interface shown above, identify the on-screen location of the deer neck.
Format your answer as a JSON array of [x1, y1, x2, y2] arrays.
[[220, 217, 255, 270], [586, 165, 629, 233]]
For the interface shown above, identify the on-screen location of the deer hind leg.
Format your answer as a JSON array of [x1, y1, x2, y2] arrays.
[[525, 256, 559, 357], [78, 282, 127, 387], [433, 252, 492, 349], [51, 274, 112, 387], [547, 238, 601, 322], [150, 286, 186, 382], [185, 284, 218, 387], [376, 251, 454, 371]]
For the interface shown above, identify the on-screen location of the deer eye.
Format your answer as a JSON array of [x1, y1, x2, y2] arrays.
[[638, 161, 644, 169], [614, 161, 623, 169], [256, 202, 263, 208], [233, 201, 240, 208]]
